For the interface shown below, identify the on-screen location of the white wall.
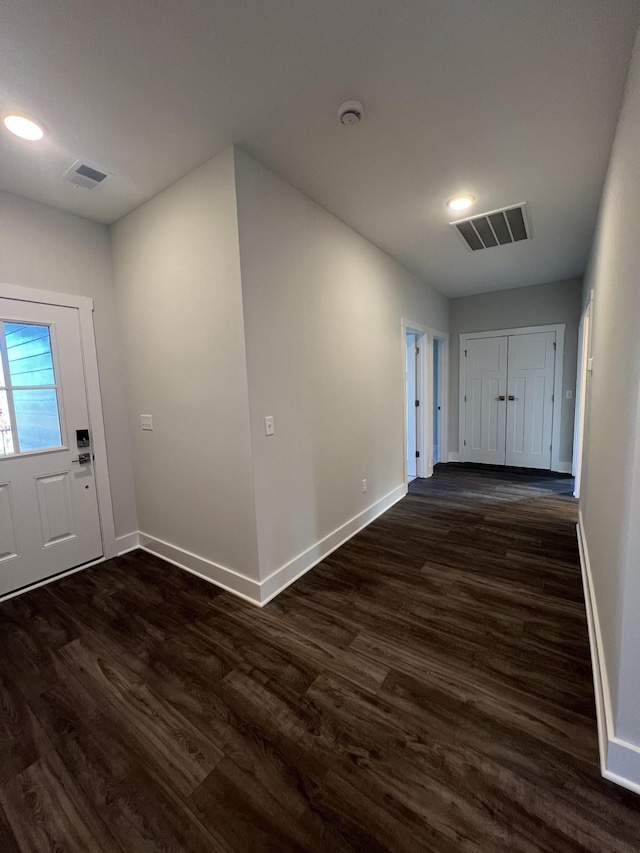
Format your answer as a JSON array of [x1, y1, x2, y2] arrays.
[[448, 278, 582, 466], [234, 148, 448, 589], [579, 24, 640, 785], [0, 190, 138, 541], [110, 149, 260, 583]]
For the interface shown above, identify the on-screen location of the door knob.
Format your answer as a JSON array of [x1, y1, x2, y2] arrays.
[[495, 395, 506, 401], [508, 395, 519, 401]]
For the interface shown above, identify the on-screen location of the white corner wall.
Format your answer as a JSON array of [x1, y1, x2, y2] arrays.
[[110, 148, 261, 593], [0, 190, 138, 546], [448, 278, 582, 469], [234, 148, 449, 600], [578, 24, 640, 794]]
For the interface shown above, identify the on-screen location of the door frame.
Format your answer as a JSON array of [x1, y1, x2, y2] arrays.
[[458, 323, 566, 472], [401, 321, 449, 486], [0, 282, 117, 560], [401, 320, 428, 484], [573, 292, 593, 497], [430, 330, 449, 471]]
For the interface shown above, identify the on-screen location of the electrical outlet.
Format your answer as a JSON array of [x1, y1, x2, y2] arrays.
[[140, 414, 153, 431], [265, 416, 275, 436], [362, 479, 367, 493]]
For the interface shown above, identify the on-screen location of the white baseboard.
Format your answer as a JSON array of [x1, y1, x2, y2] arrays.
[[258, 484, 406, 605], [577, 512, 640, 795], [448, 452, 460, 463], [116, 531, 140, 555], [137, 532, 262, 605], [136, 485, 406, 607]]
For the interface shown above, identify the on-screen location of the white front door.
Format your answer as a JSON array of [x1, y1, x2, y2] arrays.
[[463, 330, 556, 470], [0, 299, 102, 596], [505, 331, 556, 468], [465, 336, 508, 464]]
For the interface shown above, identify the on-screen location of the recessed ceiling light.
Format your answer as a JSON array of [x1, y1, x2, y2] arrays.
[[447, 194, 475, 212], [2, 114, 44, 141]]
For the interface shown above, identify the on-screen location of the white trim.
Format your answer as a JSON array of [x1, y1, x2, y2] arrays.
[[78, 304, 117, 558], [448, 452, 460, 463], [137, 532, 262, 604], [458, 324, 566, 472], [430, 329, 449, 469], [401, 319, 429, 483], [259, 484, 406, 605], [136, 485, 406, 607], [0, 283, 117, 560], [573, 293, 593, 496], [577, 512, 640, 795], [0, 282, 94, 311], [116, 531, 140, 555]]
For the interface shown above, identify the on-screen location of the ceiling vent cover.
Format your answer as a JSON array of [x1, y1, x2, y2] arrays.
[[63, 160, 108, 190], [451, 203, 531, 251]]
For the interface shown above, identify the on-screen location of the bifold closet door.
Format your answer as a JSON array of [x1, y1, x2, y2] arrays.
[[464, 330, 556, 469]]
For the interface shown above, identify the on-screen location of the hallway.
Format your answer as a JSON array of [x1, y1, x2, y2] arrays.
[[0, 466, 639, 850]]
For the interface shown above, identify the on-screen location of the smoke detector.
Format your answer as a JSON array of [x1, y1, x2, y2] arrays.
[[338, 100, 363, 126]]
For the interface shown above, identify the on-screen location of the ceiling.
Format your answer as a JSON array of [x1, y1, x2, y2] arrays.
[[1, 0, 638, 297]]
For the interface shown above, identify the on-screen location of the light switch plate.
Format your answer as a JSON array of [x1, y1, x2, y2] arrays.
[[141, 414, 153, 431], [265, 416, 275, 436]]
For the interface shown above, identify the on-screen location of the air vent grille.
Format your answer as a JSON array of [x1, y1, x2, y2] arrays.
[[451, 203, 531, 251], [63, 160, 108, 190]]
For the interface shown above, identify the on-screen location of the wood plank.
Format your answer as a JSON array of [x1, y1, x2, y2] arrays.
[[0, 464, 639, 850]]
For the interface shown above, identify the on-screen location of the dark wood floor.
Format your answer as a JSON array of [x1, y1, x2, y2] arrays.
[[1, 465, 640, 851]]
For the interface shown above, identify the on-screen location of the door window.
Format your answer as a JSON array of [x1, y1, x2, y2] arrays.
[[0, 322, 62, 454]]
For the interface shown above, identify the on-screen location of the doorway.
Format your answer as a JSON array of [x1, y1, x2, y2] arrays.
[[403, 322, 449, 485], [431, 334, 448, 466], [0, 285, 116, 599], [459, 324, 565, 471], [573, 293, 593, 497], [406, 332, 418, 480], [403, 321, 428, 483]]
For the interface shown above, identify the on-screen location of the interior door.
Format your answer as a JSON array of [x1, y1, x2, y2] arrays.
[[0, 299, 102, 596], [505, 331, 555, 468], [464, 336, 508, 464]]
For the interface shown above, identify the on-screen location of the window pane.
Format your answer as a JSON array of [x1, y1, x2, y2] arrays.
[[5, 323, 55, 386], [0, 391, 14, 455], [13, 389, 62, 451]]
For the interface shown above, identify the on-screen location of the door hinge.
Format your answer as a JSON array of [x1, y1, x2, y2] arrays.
[[415, 450, 420, 458], [551, 394, 554, 402], [464, 349, 467, 357], [415, 346, 419, 355], [464, 440, 466, 446], [415, 400, 420, 407], [464, 395, 467, 402], [553, 342, 557, 350]]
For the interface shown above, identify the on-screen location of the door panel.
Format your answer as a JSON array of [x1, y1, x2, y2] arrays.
[[0, 299, 102, 596], [0, 483, 18, 561], [465, 336, 507, 464], [505, 332, 555, 468]]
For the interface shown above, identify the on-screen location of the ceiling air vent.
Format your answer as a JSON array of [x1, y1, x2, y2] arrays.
[[63, 160, 108, 190], [451, 203, 531, 251]]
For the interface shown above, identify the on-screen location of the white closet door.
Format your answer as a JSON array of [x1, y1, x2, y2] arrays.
[[464, 336, 508, 465], [505, 331, 556, 468]]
